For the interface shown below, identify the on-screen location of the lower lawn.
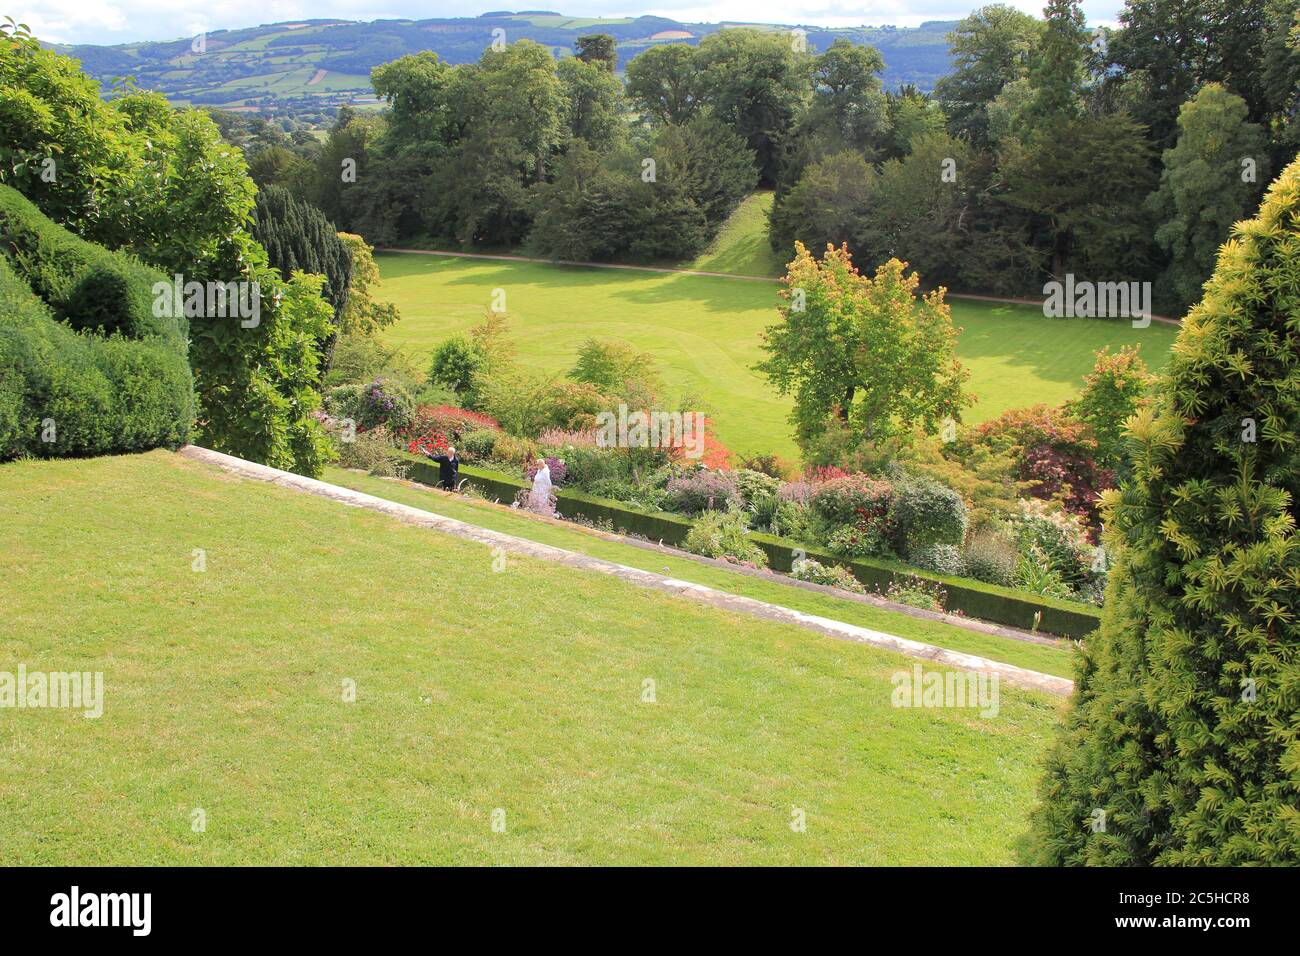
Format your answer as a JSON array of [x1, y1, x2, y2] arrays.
[[324, 466, 1076, 679], [0, 451, 1063, 865], [377, 252, 1178, 457]]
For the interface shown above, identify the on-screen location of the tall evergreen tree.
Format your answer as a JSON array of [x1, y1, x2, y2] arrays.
[[1148, 84, 1269, 312], [1027, 156, 1300, 866], [1027, 0, 1087, 120], [252, 185, 353, 319]]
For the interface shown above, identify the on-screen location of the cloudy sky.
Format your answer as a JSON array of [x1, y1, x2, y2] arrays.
[[18, 1, 1126, 46]]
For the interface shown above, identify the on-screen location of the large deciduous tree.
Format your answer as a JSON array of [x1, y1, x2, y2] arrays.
[[694, 28, 812, 185], [935, 4, 1043, 146], [625, 43, 703, 127], [756, 242, 971, 451]]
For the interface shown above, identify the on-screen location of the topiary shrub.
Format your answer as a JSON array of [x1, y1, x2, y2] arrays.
[[888, 476, 968, 556], [684, 508, 767, 567], [0, 186, 168, 340], [1027, 157, 1300, 866], [0, 192, 194, 460]]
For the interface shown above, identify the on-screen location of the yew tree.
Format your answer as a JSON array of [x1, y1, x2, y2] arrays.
[[1028, 157, 1300, 865]]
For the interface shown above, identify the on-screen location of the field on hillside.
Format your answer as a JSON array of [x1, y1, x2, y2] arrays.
[[377, 252, 1179, 457], [0, 452, 1062, 865]]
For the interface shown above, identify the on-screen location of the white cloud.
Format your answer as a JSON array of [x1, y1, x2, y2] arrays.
[[12, 1, 1127, 46]]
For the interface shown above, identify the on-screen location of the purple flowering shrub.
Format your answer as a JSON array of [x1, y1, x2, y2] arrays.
[[524, 456, 567, 487], [662, 469, 740, 515]]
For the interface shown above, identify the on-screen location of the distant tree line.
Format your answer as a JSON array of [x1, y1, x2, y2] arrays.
[[228, 2, 1299, 312]]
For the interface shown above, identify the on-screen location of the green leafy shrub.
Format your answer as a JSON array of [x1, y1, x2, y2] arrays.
[[1069, 345, 1153, 471], [888, 476, 968, 557], [1012, 503, 1091, 591], [459, 428, 499, 462], [324, 378, 414, 433], [489, 432, 541, 468], [326, 334, 421, 389], [882, 575, 947, 612], [336, 424, 408, 478], [1014, 546, 1075, 599], [684, 508, 768, 567], [825, 520, 891, 559], [909, 543, 966, 577], [963, 528, 1019, 586], [790, 558, 865, 593], [428, 335, 487, 396]]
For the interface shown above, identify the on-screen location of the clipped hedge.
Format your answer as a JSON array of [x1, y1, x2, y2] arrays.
[[0, 187, 193, 459], [0, 186, 180, 342], [401, 453, 1101, 639]]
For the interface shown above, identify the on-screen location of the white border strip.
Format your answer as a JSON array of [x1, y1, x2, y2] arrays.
[[177, 445, 1073, 697]]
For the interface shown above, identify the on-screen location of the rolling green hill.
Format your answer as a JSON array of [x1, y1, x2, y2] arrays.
[[57, 14, 958, 119]]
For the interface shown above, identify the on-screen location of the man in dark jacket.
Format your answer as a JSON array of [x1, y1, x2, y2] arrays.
[[426, 446, 460, 490]]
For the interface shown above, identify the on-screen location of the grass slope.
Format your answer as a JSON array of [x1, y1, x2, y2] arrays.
[[0, 451, 1061, 865], [377, 252, 1178, 456], [324, 466, 1075, 678], [686, 191, 784, 277]]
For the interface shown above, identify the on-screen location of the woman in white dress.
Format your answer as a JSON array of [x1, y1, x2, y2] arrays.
[[527, 458, 553, 514]]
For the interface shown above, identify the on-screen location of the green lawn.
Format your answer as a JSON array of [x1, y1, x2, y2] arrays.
[[324, 466, 1076, 679], [687, 191, 785, 277], [377, 252, 1178, 456], [0, 451, 1062, 865]]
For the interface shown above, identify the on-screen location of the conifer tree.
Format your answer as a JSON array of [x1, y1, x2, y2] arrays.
[[252, 185, 353, 319], [1027, 156, 1300, 865]]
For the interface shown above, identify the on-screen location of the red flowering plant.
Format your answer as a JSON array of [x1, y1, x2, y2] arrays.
[[401, 404, 499, 457], [407, 432, 449, 457], [404, 404, 499, 444], [805, 464, 850, 484]]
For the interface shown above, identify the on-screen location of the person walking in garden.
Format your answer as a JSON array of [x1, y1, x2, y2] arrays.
[[425, 446, 460, 490]]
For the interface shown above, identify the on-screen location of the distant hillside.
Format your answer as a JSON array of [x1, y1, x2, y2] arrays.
[[55, 13, 957, 122]]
